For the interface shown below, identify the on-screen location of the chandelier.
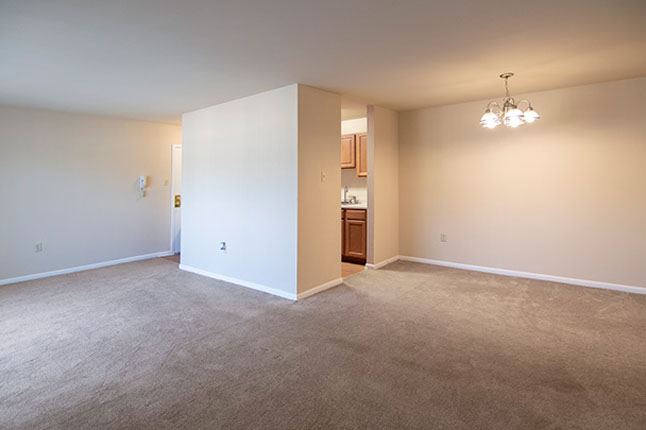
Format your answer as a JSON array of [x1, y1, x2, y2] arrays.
[[480, 73, 540, 129]]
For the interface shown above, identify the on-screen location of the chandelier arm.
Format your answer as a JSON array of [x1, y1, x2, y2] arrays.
[[515, 99, 532, 110], [486, 101, 502, 115]]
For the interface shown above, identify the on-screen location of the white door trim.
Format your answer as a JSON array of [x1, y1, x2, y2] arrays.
[[169, 144, 182, 254]]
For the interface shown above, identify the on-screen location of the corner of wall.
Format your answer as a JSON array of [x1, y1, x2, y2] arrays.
[[296, 85, 342, 295], [368, 105, 400, 266]]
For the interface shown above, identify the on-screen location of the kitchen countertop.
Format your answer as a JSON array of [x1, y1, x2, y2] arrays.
[[341, 203, 368, 209]]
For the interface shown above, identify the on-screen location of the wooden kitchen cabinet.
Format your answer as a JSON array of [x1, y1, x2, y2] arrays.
[[341, 133, 368, 176], [341, 209, 345, 254], [342, 208, 367, 263], [356, 133, 368, 177], [341, 134, 356, 169]]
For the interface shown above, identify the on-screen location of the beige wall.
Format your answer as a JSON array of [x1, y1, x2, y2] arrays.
[[341, 118, 367, 135], [297, 86, 342, 294], [367, 105, 400, 266], [399, 77, 646, 288], [0, 106, 181, 283]]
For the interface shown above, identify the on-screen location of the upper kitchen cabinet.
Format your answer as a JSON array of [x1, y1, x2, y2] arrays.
[[356, 133, 368, 177], [341, 134, 356, 169], [341, 133, 368, 177]]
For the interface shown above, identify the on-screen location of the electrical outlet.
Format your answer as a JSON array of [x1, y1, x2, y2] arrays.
[[320, 171, 327, 182], [440, 234, 447, 242], [219, 242, 226, 252], [35, 242, 44, 252]]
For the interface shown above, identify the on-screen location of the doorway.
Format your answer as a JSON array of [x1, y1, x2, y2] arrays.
[[340, 100, 369, 278], [170, 144, 182, 256]]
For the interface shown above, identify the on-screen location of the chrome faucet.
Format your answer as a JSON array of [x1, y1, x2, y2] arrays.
[[344, 186, 348, 202]]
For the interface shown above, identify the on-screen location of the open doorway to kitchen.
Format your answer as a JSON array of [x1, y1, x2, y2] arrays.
[[340, 98, 369, 278]]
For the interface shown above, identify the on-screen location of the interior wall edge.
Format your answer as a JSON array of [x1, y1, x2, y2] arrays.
[[365, 255, 400, 270], [296, 277, 344, 300]]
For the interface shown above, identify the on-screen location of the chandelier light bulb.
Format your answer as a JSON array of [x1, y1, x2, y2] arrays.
[[507, 116, 524, 128], [503, 107, 524, 127], [523, 107, 540, 123], [480, 109, 500, 128]]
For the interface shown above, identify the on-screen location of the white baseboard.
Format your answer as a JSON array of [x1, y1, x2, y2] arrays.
[[179, 264, 298, 301], [365, 255, 400, 270], [297, 277, 344, 300], [179, 264, 344, 301], [0, 251, 174, 286], [398, 255, 646, 295]]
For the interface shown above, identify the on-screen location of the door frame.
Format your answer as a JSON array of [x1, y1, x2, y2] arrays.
[[169, 144, 182, 254]]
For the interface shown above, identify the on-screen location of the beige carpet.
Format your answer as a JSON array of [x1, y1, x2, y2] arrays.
[[1, 258, 645, 429]]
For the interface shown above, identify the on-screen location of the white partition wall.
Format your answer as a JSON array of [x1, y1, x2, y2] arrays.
[[181, 85, 299, 299], [181, 84, 341, 300]]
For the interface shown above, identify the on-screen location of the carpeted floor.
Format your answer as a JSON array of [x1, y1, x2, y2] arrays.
[[1, 258, 645, 429]]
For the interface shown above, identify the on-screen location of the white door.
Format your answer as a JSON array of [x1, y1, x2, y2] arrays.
[[171, 145, 182, 253]]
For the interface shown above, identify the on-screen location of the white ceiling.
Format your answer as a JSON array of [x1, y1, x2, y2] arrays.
[[1, 0, 645, 124]]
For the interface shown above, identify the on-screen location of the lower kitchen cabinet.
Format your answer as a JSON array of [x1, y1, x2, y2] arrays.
[[341, 208, 367, 263]]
